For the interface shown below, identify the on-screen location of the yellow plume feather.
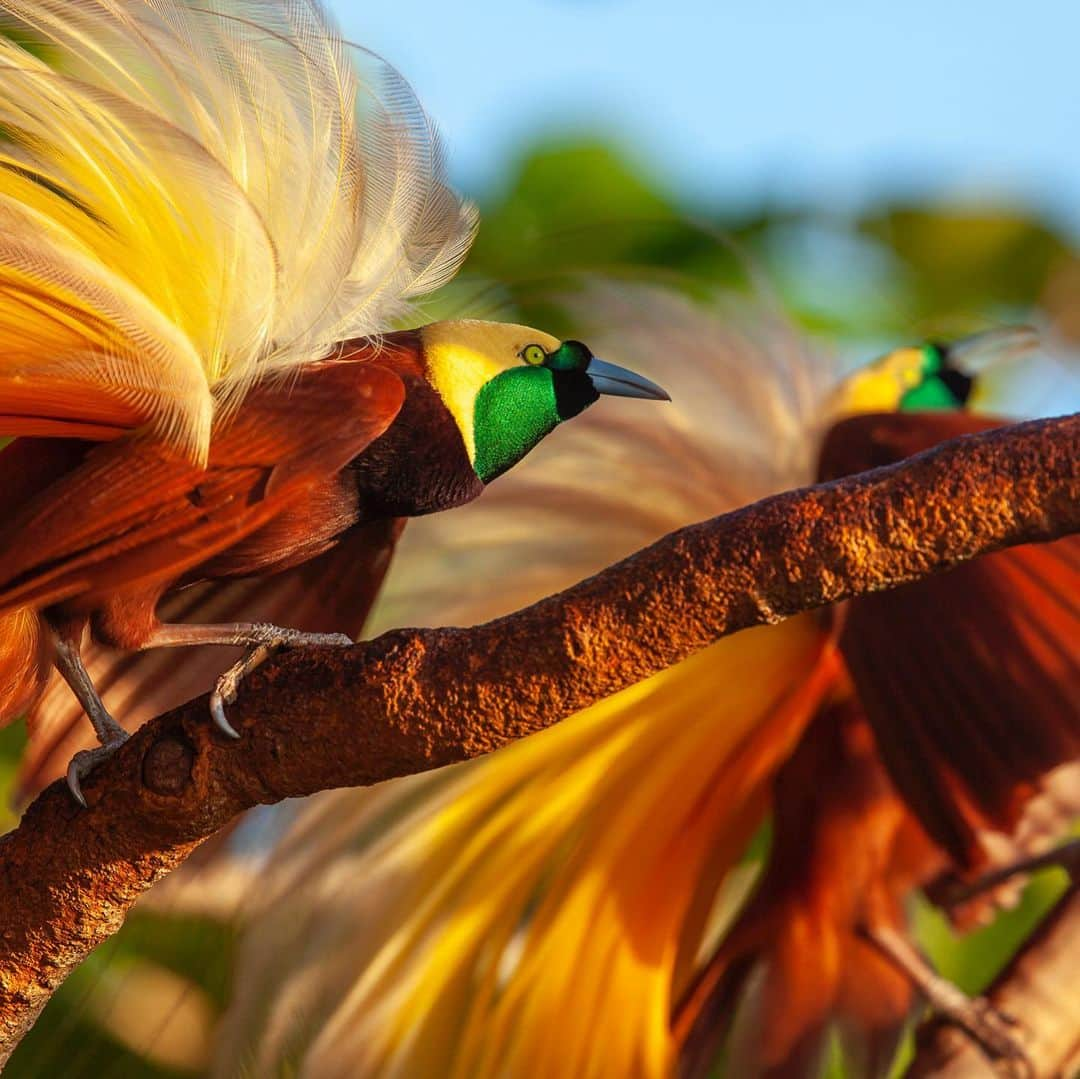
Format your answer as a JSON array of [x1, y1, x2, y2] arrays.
[[215, 283, 840, 1077], [0, 0, 476, 459], [193, 285, 1054, 1075]]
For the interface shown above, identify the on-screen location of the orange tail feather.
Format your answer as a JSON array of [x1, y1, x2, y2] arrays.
[[0, 607, 50, 729]]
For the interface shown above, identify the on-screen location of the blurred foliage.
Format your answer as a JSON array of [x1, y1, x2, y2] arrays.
[[7, 902, 235, 1077], [7, 131, 1080, 1077], [916, 871, 1072, 994], [456, 137, 762, 331], [459, 135, 1080, 348], [861, 206, 1069, 322]]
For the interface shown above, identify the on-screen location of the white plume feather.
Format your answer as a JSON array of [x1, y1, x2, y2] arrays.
[[0, 0, 477, 458]]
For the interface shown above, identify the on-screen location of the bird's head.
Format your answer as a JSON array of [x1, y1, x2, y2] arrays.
[[419, 320, 669, 483], [830, 326, 1039, 417]]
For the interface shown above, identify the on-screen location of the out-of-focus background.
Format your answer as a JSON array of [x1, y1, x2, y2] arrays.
[[355, 0, 1080, 227], [3, 2, 1079, 1075], [348, 0, 1080, 396]]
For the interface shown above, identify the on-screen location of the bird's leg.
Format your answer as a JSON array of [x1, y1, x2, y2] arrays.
[[51, 631, 129, 807], [142, 622, 353, 738], [860, 924, 1032, 1074]]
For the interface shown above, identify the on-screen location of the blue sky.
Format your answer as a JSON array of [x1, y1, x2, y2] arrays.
[[333, 0, 1080, 230]]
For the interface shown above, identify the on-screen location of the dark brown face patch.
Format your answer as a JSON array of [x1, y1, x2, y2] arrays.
[[351, 374, 483, 516]]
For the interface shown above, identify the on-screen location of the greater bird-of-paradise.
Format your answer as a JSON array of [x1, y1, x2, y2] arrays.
[[218, 283, 1079, 1078], [0, 0, 667, 804]]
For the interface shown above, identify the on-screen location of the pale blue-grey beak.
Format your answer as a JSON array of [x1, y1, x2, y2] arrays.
[[586, 358, 670, 401], [945, 325, 1039, 372]]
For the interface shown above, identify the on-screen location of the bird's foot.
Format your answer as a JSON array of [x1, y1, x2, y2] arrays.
[[918, 977, 1029, 1072], [863, 924, 1031, 1074], [209, 627, 353, 738], [52, 629, 132, 807], [66, 729, 130, 808]]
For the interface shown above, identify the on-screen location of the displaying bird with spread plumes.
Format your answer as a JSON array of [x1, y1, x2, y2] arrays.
[[215, 283, 1078, 1079], [0, 0, 668, 804]]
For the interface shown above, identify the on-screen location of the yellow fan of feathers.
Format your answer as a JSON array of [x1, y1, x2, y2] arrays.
[[213, 283, 840, 1078], [0, 0, 476, 459]]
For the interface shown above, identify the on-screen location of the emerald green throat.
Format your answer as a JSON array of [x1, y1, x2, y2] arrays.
[[472, 367, 562, 484], [899, 344, 970, 411], [472, 357, 599, 484]]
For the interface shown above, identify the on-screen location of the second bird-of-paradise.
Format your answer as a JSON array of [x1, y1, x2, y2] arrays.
[[218, 283, 1079, 1078]]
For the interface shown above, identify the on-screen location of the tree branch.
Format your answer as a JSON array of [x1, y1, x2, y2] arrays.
[[907, 884, 1080, 1078], [0, 413, 1076, 1060]]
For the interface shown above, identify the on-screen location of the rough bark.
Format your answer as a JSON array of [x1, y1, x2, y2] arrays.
[[0, 412, 1076, 1062]]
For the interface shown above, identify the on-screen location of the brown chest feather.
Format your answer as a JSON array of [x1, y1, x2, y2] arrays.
[[0, 338, 482, 652], [351, 373, 482, 517]]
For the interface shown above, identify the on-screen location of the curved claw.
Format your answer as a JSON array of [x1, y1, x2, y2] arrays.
[[204, 629, 354, 742], [209, 692, 241, 740], [65, 736, 129, 808], [66, 759, 88, 809]]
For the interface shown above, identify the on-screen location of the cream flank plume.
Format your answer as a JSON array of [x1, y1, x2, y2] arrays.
[[0, 0, 476, 461]]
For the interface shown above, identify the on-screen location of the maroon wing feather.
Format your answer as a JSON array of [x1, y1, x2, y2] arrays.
[[17, 516, 405, 801], [0, 361, 405, 616], [819, 412, 1080, 867]]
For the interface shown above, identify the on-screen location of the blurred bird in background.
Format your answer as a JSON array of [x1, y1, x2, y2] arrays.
[[0, 0, 666, 804], [213, 281, 1079, 1078]]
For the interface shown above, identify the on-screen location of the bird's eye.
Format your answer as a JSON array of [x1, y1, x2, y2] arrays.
[[520, 344, 546, 366]]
